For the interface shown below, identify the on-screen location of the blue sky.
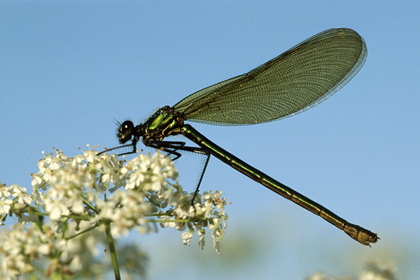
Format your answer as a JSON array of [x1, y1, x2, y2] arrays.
[[1, 1, 419, 279]]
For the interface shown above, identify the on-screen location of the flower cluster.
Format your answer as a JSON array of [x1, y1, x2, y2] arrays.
[[307, 260, 398, 280], [0, 147, 228, 278]]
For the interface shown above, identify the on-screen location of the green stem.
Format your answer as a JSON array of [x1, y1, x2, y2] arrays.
[[151, 219, 191, 223], [79, 194, 99, 214], [65, 223, 99, 240], [105, 223, 120, 280]]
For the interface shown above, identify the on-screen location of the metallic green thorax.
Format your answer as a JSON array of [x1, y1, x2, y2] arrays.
[[137, 106, 185, 143]]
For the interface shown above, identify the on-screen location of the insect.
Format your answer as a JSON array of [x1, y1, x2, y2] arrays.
[[105, 28, 378, 246]]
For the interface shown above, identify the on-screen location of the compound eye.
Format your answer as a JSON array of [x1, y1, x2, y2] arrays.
[[118, 120, 135, 144]]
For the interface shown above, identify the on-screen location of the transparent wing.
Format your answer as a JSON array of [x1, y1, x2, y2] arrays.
[[173, 28, 367, 125]]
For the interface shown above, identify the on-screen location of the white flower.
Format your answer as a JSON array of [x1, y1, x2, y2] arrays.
[[44, 193, 70, 220], [198, 229, 206, 250], [0, 198, 13, 216], [181, 231, 194, 246], [10, 185, 32, 205], [0, 147, 229, 278]]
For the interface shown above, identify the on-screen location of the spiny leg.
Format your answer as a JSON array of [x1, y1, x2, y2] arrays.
[[147, 140, 211, 207]]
